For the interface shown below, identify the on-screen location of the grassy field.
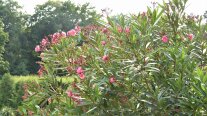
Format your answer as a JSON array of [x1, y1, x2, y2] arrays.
[[1, 75, 74, 84], [11, 75, 40, 83]]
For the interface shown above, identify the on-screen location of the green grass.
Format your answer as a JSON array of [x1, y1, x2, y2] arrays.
[[10, 75, 74, 84], [11, 75, 39, 83]]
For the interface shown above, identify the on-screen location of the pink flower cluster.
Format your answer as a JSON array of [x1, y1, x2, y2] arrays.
[[67, 26, 81, 36], [101, 41, 107, 46], [51, 31, 66, 44], [161, 33, 194, 43], [67, 29, 76, 36], [117, 26, 130, 34], [34, 36, 50, 52], [35, 26, 81, 53], [76, 67, 85, 79], [162, 35, 168, 43], [35, 45, 41, 52], [125, 27, 130, 34], [187, 33, 193, 41], [41, 37, 49, 47], [102, 55, 109, 62], [109, 76, 116, 83], [102, 28, 108, 34]]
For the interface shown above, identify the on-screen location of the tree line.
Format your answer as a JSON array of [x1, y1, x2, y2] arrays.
[[0, 0, 98, 76]]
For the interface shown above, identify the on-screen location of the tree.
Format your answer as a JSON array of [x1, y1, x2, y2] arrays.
[[0, 0, 29, 75], [0, 20, 9, 76], [26, 0, 99, 73]]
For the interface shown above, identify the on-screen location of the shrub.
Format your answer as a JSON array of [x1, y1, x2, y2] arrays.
[[0, 74, 25, 110], [0, 73, 13, 108], [11, 82, 25, 108], [19, 0, 207, 115]]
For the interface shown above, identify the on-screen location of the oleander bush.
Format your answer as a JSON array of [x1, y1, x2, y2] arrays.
[[19, 0, 207, 115]]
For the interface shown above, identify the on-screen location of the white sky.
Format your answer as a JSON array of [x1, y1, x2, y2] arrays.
[[17, 0, 207, 16]]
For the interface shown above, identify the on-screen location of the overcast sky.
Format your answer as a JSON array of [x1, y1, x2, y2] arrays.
[[17, 0, 207, 16]]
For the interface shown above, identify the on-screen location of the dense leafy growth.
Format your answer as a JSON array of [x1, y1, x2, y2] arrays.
[[0, 73, 13, 108], [0, 0, 28, 75], [19, 0, 207, 115], [0, 20, 8, 75], [0, 0, 207, 115]]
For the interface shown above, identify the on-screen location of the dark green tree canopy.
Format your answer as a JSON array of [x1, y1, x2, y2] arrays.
[[30, 0, 98, 38], [0, 0, 29, 75]]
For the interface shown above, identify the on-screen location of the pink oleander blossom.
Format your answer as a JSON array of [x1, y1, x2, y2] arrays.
[[102, 28, 108, 34], [51, 32, 61, 44], [67, 29, 77, 36], [35, 45, 41, 52], [101, 41, 107, 46], [76, 67, 85, 79], [52, 32, 60, 39], [125, 27, 130, 34], [76, 67, 84, 74], [41, 38, 48, 47], [187, 33, 193, 41], [67, 90, 73, 97], [117, 26, 123, 33], [60, 31, 66, 38], [102, 55, 109, 62], [75, 26, 81, 32], [162, 35, 168, 43], [109, 76, 116, 83], [79, 73, 85, 79]]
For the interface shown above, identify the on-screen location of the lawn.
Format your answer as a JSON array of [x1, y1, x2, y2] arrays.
[[0, 75, 74, 84]]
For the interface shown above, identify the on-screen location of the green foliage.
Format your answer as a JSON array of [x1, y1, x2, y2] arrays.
[[0, 73, 13, 108], [11, 75, 73, 84], [0, 0, 29, 75], [0, 106, 15, 116], [0, 74, 73, 115], [0, 75, 68, 109], [11, 82, 24, 108], [0, 20, 8, 75], [0, 74, 28, 110], [19, 0, 207, 115]]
